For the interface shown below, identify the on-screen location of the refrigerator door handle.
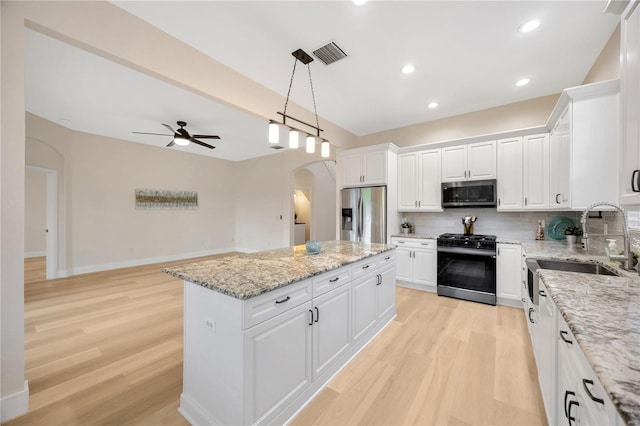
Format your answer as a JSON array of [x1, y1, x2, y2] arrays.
[[357, 195, 364, 242]]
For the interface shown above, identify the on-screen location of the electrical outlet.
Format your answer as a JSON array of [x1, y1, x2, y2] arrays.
[[205, 318, 215, 332]]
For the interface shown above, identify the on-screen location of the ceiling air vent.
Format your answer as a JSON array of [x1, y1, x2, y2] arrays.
[[312, 42, 348, 66], [270, 145, 285, 150]]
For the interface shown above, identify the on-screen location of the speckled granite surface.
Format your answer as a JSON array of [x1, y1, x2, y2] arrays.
[[525, 240, 639, 425], [163, 240, 395, 300]]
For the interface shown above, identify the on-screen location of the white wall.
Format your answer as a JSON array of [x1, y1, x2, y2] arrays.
[[24, 170, 47, 257], [303, 161, 337, 242], [26, 113, 236, 275]]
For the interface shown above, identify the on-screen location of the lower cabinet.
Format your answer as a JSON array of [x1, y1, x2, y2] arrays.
[[533, 281, 556, 425], [180, 251, 396, 426], [496, 243, 522, 306], [391, 237, 436, 291]]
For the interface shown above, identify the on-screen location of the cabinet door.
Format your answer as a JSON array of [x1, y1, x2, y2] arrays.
[[497, 137, 523, 210], [413, 248, 436, 287], [398, 153, 418, 210], [523, 134, 549, 210], [352, 274, 378, 342], [496, 244, 521, 301], [312, 285, 351, 380], [536, 283, 555, 424], [341, 153, 364, 187], [467, 141, 497, 180], [418, 149, 442, 210], [376, 266, 396, 320], [442, 145, 468, 182], [363, 150, 387, 185], [621, 1, 640, 205], [394, 245, 413, 282], [549, 107, 571, 208], [244, 301, 313, 424]]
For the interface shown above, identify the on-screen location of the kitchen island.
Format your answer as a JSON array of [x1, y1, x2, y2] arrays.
[[164, 240, 396, 426], [522, 241, 639, 425]]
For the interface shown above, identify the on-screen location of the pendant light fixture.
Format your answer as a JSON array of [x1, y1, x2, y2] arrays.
[[268, 48, 329, 157]]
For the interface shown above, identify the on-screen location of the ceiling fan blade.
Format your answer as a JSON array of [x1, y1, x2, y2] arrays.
[[132, 131, 173, 136], [192, 134, 221, 140], [166, 140, 175, 147], [162, 123, 176, 134], [191, 138, 215, 150]]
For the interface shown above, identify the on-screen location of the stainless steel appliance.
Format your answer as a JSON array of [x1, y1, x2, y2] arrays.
[[441, 179, 497, 208], [437, 233, 497, 305], [340, 186, 386, 243]]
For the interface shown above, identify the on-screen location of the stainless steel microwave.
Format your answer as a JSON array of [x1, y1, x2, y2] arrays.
[[441, 179, 497, 208]]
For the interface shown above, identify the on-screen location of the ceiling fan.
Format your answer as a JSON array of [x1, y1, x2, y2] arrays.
[[133, 121, 220, 149]]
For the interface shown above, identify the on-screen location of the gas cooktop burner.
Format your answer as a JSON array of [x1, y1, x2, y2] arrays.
[[437, 233, 497, 250], [438, 233, 497, 241]]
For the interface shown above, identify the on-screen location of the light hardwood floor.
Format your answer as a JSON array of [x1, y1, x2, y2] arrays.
[[6, 257, 547, 426]]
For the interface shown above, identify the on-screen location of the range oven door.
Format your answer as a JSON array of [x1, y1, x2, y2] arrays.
[[437, 247, 497, 305]]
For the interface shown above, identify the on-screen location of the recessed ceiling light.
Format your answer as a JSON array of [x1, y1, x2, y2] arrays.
[[428, 102, 439, 109], [352, 0, 368, 5], [402, 64, 415, 74], [518, 19, 540, 33], [515, 78, 531, 87]]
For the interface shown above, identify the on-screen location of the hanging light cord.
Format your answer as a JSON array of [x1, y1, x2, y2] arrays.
[[307, 64, 320, 137], [282, 56, 298, 123]]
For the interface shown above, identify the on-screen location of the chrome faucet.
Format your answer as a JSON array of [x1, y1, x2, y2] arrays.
[[581, 201, 633, 270]]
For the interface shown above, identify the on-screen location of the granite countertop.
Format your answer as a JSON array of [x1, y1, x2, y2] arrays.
[[523, 240, 639, 425], [163, 240, 395, 300]]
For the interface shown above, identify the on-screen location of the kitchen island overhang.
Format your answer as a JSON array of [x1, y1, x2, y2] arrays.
[[164, 240, 397, 426]]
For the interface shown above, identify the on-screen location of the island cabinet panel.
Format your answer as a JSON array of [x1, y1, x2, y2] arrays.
[[178, 248, 396, 426], [244, 301, 313, 425], [312, 284, 352, 379]]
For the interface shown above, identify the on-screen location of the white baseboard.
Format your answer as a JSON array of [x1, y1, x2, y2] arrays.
[[24, 251, 46, 259], [67, 247, 237, 277], [234, 247, 259, 254], [0, 380, 29, 422]]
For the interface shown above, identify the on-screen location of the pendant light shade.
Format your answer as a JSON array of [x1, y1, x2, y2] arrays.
[[268, 122, 279, 144], [306, 135, 316, 153], [321, 140, 330, 158], [289, 130, 299, 149]]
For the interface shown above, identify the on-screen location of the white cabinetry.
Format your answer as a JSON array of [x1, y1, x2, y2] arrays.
[[620, 0, 640, 205], [398, 149, 442, 211], [547, 80, 619, 210], [534, 282, 556, 425], [496, 243, 522, 305], [391, 237, 436, 292], [340, 148, 387, 187], [442, 141, 496, 182], [497, 134, 549, 211], [180, 251, 396, 426]]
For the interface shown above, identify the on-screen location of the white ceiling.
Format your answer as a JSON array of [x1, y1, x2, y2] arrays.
[[26, 1, 620, 161]]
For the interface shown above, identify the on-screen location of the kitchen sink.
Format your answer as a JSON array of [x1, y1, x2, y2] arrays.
[[535, 259, 619, 276]]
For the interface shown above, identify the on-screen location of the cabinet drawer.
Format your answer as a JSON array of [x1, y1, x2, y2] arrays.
[[351, 257, 378, 281], [377, 251, 396, 267], [243, 279, 313, 329], [391, 238, 436, 249], [313, 266, 351, 297]]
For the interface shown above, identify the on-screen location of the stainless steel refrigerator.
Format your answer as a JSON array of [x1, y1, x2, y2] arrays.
[[340, 186, 387, 243]]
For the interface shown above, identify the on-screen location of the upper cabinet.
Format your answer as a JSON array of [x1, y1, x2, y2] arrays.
[[442, 141, 496, 182], [398, 149, 442, 212], [547, 80, 619, 210], [620, 0, 640, 205], [340, 148, 387, 187], [497, 134, 549, 211]]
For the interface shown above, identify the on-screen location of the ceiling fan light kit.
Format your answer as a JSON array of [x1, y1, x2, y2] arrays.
[[269, 48, 330, 158], [133, 120, 220, 150]]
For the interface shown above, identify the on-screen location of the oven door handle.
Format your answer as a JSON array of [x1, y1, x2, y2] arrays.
[[437, 247, 497, 257]]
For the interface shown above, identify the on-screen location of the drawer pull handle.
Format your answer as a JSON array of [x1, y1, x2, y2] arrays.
[[582, 379, 604, 405], [308, 309, 313, 326], [314, 306, 319, 323], [362, 265, 370, 269], [632, 170, 640, 192], [564, 390, 575, 418], [539, 290, 546, 297], [329, 277, 339, 283], [421, 243, 430, 246], [275, 296, 291, 304], [567, 400, 579, 425], [385, 256, 391, 260], [559, 330, 573, 344]]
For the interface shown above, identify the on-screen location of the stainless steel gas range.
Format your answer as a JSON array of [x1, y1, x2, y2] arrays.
[[436, 233, 497, 305]]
